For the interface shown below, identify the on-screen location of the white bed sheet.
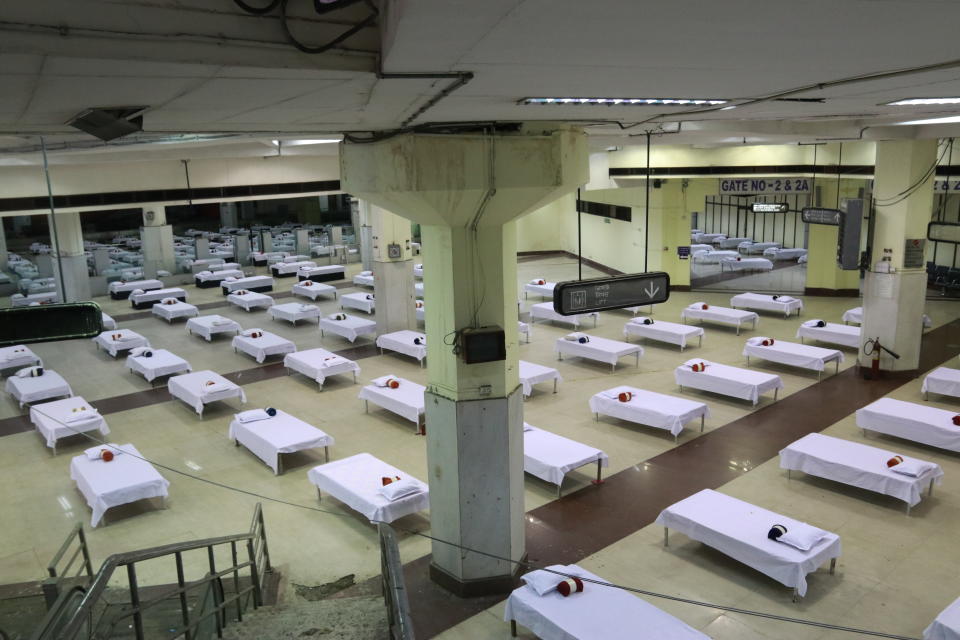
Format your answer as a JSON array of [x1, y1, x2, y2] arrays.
[[518, 321, 531, 343], [195, 269, 244, 284], [797, 321, 860, 349], [655, 489, 840, 597], [227, 291, 274, 311], [519, 360, 561, 397], [764, 247, 808, 260], [856, 398, 960, 452], [523, 425, 607, 487], [376, 330, 427, 363], [925, 596, 960, 640], [101, 314, 117, 331], [923, 367, 960, 400], [0, 345, 42, 371], [730, 292, 803, 317], [29, 396, 108, 449], [530, 302, 598, 329], [693, 250, 739, 264], [70, 443, 169, 527], [271, 260, 315, 276], [93, 330, 150, 357], [358, 376, 425, 426], [588, 386, 709, 437], [221, 276, 274, 294], [108, 279, 162, 294], [675, 359, 782, 405], [741, 241, 781, 254], [340, 292, 375, 314], [719, 236, 751, 249], [353, 273, 375, 287], [743, 339, 843, 373], [623, 318, 703, 350], [307, 453, 429, 523], [269, 302, 321, 325], [292, 281, 337, 300], [505, 565, 708, 640], [168, 370, 247, 416], [126, 349, 192, 382], [284, 348, 360, 388], [232, 331, 296, 363], [151, 301, 199, 322], [721, 257, 773, 272], [681, 304, 758, 333], [842, 306, 932, 328], [555, 335, 642, 369], [319, 314, 377, 342], [186, 315, 242, 341], [229, 409, 333, 474], [130, 287, 187, 306], [299, 264, 345, 279], [524, 282, 556, 298], [779, 433, 944, 507]]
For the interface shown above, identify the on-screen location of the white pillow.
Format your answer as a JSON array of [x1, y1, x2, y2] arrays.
[[522, 565, 569, 596], [129, 346, 149, 357], [377, 478, 422, 502], [746, 337, 767, 346], [360, 270, 373, 276], [372, 375, 397, 387], [775, 522, 829, 552], [130, 288, 144, 296], [803, 319, 825, 328], [84, 444, 120, 461], [161, 297, 178, 304], [237, 409, 271, 423], [15, 366, 41, 378], [563, 332, 586, 342], [197, 270, 212, 276], [241, 328, 263, 337], [118, 334, 140, 343], [688, 301, 706, 309], [890, 460, 927, 477], [203, 382, 232, 394], [683, 358, 710, 369]]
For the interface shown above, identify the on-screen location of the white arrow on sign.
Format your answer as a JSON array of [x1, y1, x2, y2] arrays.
[[643, 282, 660, 299]]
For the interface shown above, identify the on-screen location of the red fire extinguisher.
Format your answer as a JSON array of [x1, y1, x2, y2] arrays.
[[863, 337, 901, 380]]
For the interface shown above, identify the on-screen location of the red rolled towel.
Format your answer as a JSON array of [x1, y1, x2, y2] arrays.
[[101, 450, 114, 462], [953, 416, 960, 426], [556, 577, 584, 597], [691, 362, 707, 372], [618, 391, 633, 403], [701, 303, 709, 310], [887, 455, 904, 468]]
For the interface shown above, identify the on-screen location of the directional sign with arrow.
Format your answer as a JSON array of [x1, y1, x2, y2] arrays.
[[553, 272, 671, 316]]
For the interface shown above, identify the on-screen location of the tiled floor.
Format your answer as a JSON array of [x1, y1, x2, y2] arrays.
[[1, 256, 958, 640]]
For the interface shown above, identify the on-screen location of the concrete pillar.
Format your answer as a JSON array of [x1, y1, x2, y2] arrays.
[[0, 220, 7, 268], [219, 202, 239, 229], [295, 229, 310, 256], [371, 205, 416, 333], [195, 237, 211, 260], [860, 139, 938, 372], [342, 126, 588, 596], [140, 205, 176, 278], [48, 211, 90, 301], [358, 199, 374, 272]]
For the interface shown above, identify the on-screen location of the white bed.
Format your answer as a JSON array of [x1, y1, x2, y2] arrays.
[[376, 330, 427, 366], [796, 320, 860, 349], [101, 313, 117, 330], [413, 264, 424, 278], [519, 360, 561, 397], [530, 302, 598, 329], [764, 247, 808, 261], [680, 303, 759, 335], [268, 302, 321, 325], [229, 409, 333, 474], [841, 306, 932, 328], [194, 269, 244, 288], [29, 396, 108, 452], [359, 375, 426, 433], [298, 264, 346, 282], [923, 367, 960, 401], [692, 249, 739, 264], [232, 330, 296, 363], [168, 370, 247, 416], [307, 453, 429, 523], [588, 386, 709, 440], [11, 292, 59, 306], [623, 317, 703, 351], [505, 564, 709, 640], [249, 251, 288, 266], [779, 432, 944, 512], [720, 257, 773, 272], [270, 260, 316, 277], [70, 443, 170, 527], [92, 329, 150, 357], [518, 321, 531, 343], [130, 287, 187, 309], [0, 345, 42, 372], [108, 279, 162, 299], [151, 300, 199, 323], [743, 338, 843, 379], [414, 282, 424, 298], [925, 596, 960, 640], [340, 292, 375, 314], [655, 489, 840, 599], [291, 280, 337, 301], [415, 302, 425, 323], [186, 315, 242, 341], [284, 348, 360, 389], [5, 369, 72, 407], [523, 424, 607, 496], [693, 232, 725, 243], [221, 275, 274, 294], [730, 292, 803, 317], [689, 243, 713, 254], [227, 291, 274, 312], [740, 241, 781, 254], [856, 397, 960, 452], [524, 281, 556, 299], [675, 359, 782, 405], [555, 335, 642, 372], [353, 272, 375, 287], [126, 349, 192, 383], [319, 313, 377, 342], [719, 236, 751, 249]]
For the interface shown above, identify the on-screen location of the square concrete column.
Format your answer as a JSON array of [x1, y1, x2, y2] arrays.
[[48, 211, 90, 301], [140, 205, 176, 277], [371, 205, 416, 333], [219, 202, 239, 229]]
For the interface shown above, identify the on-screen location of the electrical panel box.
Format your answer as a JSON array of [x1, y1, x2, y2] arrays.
[[459, 326, 506, 364], [837, 199, 863, 270]]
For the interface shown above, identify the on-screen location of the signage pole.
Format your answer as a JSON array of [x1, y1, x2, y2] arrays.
[[576, 187, 582, 281], [644, 131, 651, 273]]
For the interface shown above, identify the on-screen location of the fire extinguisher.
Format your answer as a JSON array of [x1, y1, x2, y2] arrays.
[[862, 337, 901, 380]]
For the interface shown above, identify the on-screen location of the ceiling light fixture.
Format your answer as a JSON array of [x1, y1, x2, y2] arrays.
[[886, 98, 960, 106], [519, 97, 727, 106], [895, 114, 960, 126]]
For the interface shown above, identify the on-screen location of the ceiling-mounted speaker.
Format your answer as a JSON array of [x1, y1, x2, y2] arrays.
[[67, 107, 146, 141]]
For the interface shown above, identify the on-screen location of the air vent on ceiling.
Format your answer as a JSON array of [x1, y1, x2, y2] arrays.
[[67, 107, 146, 141]]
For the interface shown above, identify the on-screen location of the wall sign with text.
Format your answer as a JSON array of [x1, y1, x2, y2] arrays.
[[933, 179, 960, 191], [719, 178, 812, 194]]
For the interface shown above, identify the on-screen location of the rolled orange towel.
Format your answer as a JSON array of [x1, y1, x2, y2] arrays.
[[887, 455, 904, 468], [618, 391, 633, 402], [556, 577, 584, 597], [101, 450, 114, 462], [701, 303, 709, 310]]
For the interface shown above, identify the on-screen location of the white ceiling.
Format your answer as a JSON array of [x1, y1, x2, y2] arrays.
[[4, 0, 960, 162]]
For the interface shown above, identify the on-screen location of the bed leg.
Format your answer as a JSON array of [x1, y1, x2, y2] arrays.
[[364, 400, 368, 413], [929, 479, 934, 497], [511, 620, 517, 637], [611, 363, 615, 373], [317, 488, 322, 501], [700, 415, 705, 432], [594, 413, 599, 422], [552, 379, 558, 394], [787, 469, 791, 480], [774, 388, 779, 402], [592, 459, 604, 486], [324, 446, 330, 463], [664, 527, 669, 547], [556, 481, 562, 499], [829, 558, 836, 575], [792, 589, 800, 603]]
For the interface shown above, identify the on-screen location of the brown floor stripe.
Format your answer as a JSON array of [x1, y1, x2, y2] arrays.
[[366, 319, 960, 639]]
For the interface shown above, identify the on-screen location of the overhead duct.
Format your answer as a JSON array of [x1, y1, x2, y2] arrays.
[[66, 107, 146, 142]]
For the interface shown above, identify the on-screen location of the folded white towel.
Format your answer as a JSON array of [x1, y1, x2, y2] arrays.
[[161, 297, 179, 305], [203, 382, 232, 394], [777, 296, 796, 303], [15, 366, 40, 378], [84, 444, 120, 460], [602, 388, 632, 401], [683, 358, 710, 368], [224, 276, 238, 282], [320, 356, 347, 367], [378, 478, 421, 502], [117, 333, 141, 342], [197, 270, 212, 276], [299, 304, 315, 313], [236, 409, 272, 423]]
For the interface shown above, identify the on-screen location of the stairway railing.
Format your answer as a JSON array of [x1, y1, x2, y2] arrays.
[[32, 503, 271, 640], [42, 523, 95, 609], [378, 523, 415, 640]]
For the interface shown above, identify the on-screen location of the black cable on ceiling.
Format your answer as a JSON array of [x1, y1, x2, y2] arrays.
[[232, 0, 376, 54], [233, 0, 281, 14]]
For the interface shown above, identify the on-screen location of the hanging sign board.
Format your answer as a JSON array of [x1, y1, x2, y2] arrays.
[[933, 179, 960, 192], [801, 207, 841, 225], [751, 202, 789, 213], [928, 221, 960, 244], [553, 272, 670, 315], [719, 178, 812, 195]]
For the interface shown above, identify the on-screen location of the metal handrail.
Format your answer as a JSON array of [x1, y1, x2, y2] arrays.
[[378, 524, 415, 640], [29, 586, 88, 640], [43, 524, 94, 609]]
